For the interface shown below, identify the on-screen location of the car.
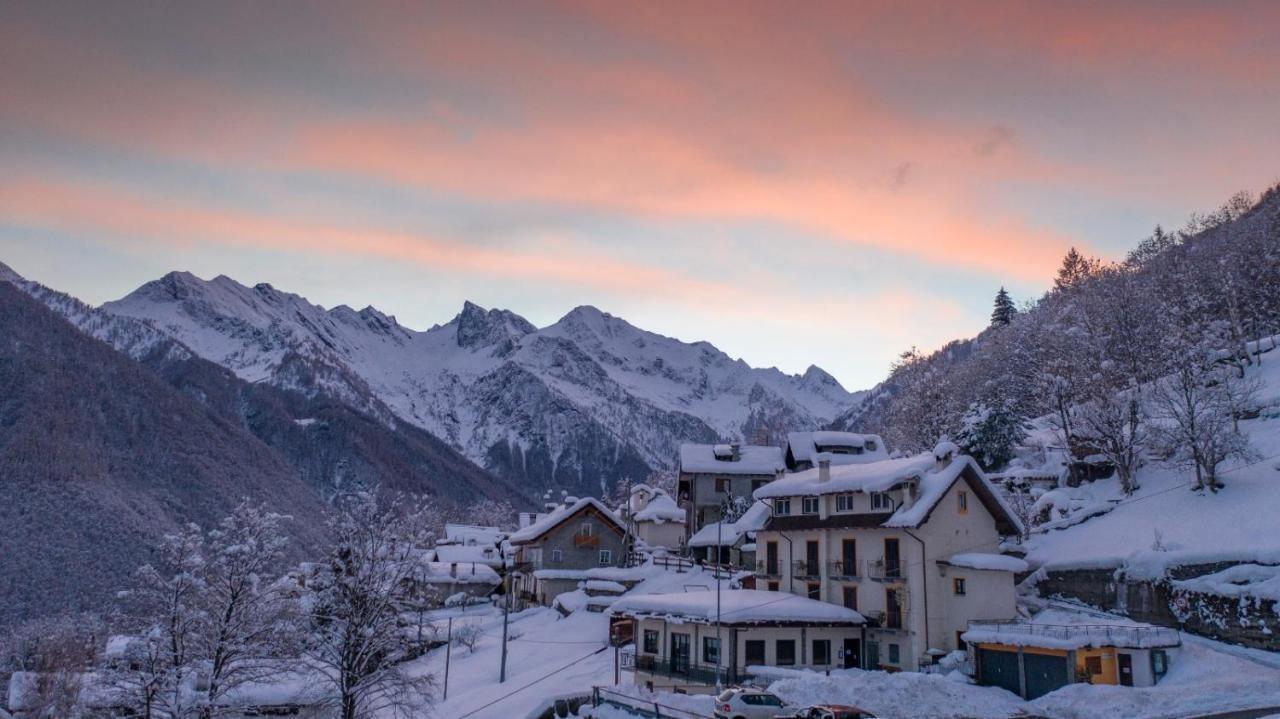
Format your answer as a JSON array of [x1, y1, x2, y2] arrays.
[[774, 705, 881, 719], [713, 688, 788, 719]]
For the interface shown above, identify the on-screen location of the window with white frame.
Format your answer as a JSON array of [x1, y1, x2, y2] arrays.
[[802, 496, 819, 514], [835, 493, 856, 512], [551, 549, 563, 563], [870, 492, 892, 511], [598, 549, 612, 565], [774, 498, 791, 515]]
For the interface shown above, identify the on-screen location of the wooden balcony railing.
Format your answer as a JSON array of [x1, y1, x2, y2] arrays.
[[573, 533, 600, 548]]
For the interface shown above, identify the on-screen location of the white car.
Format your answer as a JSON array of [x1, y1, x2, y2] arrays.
[[714, 688, 788, 719]]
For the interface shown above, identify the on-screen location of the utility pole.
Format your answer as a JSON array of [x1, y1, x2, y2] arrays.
[[500, 570, 511, 682], [715, 507, 723, 692], [444, 616, 453, 701]]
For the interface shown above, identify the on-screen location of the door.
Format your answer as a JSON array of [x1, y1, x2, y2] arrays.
[[1024, 652, 1070, 699], [866, 640, 879, 669], [976, 647, 1020, 697], [766, 542, 779, 575], [1118, 653, 1134, 686], [842, 638, 861, 669], [841, 539, 857, 576], [805, 540, 819, 576], [670, 633, 690, 674], [883, 538, 900, 578]]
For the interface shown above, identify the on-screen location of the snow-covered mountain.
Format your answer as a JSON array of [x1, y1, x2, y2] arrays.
[[98, 271, 862, 495]]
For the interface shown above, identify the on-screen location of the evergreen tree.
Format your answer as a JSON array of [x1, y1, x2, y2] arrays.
[[990, 287, 1016, 327], [955, 401, 1026, 471], [1054, 247, 1099, 292]]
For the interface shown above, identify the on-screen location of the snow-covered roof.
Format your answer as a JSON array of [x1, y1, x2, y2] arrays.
[[443, 523, 505, 546], [962, 622, 1180, 650], [687, 501, 771, 547], [679, 443, 784, 475], [633, 490, 685, 524], [1172, 564, 1280, 601], [533, 569, 589, 580], [941, 553, 1029, 573], [584, 579, 627, 593], [755, 454, 1024, 535], [411, 561, 501, 585], [508, 497, 624, 544], [787, 431, 888, 466], [434, 543, 503, 566], [610, 589, 865, 626]]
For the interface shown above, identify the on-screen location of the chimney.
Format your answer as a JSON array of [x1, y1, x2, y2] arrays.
[[450, 562, 457, 578], [933, 441, 958, 472], [774, 468, 785, 482], [730, 442, 741, 461], [818, 457, 831, 484]]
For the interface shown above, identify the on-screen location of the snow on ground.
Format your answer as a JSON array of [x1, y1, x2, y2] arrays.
[[1025, 357, 1280, 571]]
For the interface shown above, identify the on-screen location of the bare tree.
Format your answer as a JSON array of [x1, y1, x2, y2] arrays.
[[450, 623, 483, 654], [305, 494, 435, 719], [1, 613, 103, 717]]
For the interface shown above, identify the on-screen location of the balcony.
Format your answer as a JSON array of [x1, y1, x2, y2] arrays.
[[863, 609, 908, 630], [572, 532, 600, 549], [828, 560, 859, 579], [865, 558, 904, 581], [755, 560, 781, 577], [792, 560, 821, 579]]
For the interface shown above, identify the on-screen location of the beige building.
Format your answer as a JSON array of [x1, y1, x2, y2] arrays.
[[626, 484, 686, 551], [753, 443, 1026, 672], [610, 589, 865, 691]]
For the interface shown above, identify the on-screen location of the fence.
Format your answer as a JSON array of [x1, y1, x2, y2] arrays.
[[590, 686, 715, 719]]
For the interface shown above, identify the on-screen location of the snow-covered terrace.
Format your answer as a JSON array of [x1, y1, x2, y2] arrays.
[[962, 621, 1181, 651]]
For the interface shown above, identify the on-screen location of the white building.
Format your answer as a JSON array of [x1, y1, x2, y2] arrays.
[[753, 443, 1026, 672], [627, 484, 686, 550]]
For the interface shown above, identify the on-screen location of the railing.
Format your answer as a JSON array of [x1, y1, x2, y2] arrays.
[[863, 609, 908, 630], [829, 560, 859, 578], [792, 560, 821, 578], [573, 532, 600, 548], [755, 560, 780, 577], [628, 653, 741, 686], [964, 621, 1182, 648], [593, 686, 715, 719], [865, 558, 904, 580]]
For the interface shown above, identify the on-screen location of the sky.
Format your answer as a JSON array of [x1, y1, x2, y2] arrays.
[[2, 1, 1278, 390]]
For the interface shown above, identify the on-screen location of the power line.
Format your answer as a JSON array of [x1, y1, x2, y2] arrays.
[[455, 645, 608, 719]]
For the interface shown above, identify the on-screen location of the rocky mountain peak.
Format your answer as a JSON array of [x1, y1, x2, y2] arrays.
[[454, 301, 536, 349]]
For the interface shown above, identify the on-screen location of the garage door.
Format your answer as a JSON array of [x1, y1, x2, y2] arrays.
[[1024, 652, 1069, 700], [977, 648, 1020, 696]]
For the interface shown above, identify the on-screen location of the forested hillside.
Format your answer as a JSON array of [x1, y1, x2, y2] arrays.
[[835, 185, 1280, 492]]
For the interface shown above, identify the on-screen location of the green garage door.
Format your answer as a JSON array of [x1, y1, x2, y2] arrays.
[[1024, 652, 1069, 700], [977, 648, 1020, 696]]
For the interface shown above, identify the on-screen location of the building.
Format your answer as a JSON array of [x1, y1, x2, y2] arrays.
[[752, 443, 1025, 672], [686, 499, 771, 569], [611, 589, 865, 691], [626, 484, 686, 551], [785, 431, 888, 472], [678, 442, 785, 535], [508, 497, 629, 606], [962, 621, 1179, 699]]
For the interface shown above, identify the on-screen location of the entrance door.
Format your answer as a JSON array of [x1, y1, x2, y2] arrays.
[[670, 633, 690, 674], [766, 542, 779, 575], [883, 538, 900, 578], [865, 640, 879, 669], [976, 647, 1021, 697], [805, 541, 819, 576], [1024, 653, 1070, 699], [1118, 653, 1134, 686], [842, 638, 862, 669]]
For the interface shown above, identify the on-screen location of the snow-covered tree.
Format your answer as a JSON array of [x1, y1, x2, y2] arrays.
[[954, 401, 1025, 471], [463, 498, 517, 531], [305, 494, 435, 719], [990, 287, 1016, 327]]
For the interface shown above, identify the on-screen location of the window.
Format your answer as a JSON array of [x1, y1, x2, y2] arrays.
[[551, 549, 563, 563], [715, 477, 730, 493], [702, 636, 720, 664], [865, 440, 877, 451], [767, 581, 779, 592], [774, 498, 791, 515], [870, 492, 892, 511], [745, 640, 766, 665], [643, 630, 659, 654], [957, 491, 969, 514], [807, 583, 820, 599], [888, 643, 900, 664], [953, 577, 967, 596], [580, 521, 594, 536], [842, 586, 858, 610], [835, 493, 856, 512], [1085, 656, 1103, 676], [802, 496, 819, 514], [776, 639, 796, 666], [812, 639, 831, 665], [1152, 650, 1168, 679], [599, 549, 613, 565], [742, 694, 783, 707], [752, 479, 767, 491]]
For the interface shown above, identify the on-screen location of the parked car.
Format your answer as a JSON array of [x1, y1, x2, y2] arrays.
[[714, 688, 788, 719], [775, 705, 880, 719]]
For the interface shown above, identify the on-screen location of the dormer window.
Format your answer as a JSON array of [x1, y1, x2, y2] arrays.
[[802, 497, 819, 515], [870, 492, 893, 511], [958, 491, 969, 514], [775, 498, 792, 515], [835, 493, 856, 512]]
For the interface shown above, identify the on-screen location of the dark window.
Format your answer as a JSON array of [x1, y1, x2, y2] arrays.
[[888, 643, 900, 664], [805, 540, 819, 575], [776, 640, 796, 666], [841, 539, 857, 576], [807, 583, 820, 599], [953, 577, 967, 595], [745, 640, 766, 665], [842, 586, 858, 610], [715, 477, 730, 493], [1085, 656, 1103, 676], [765, 542, 779, 575], [702, 636, 720, 664], [886, 588, 903, 629], [1152, 650, 1168, 679], [883, 538, 901, 577], [958, 491, 969, 514], [643, 630, 659, 654], [767, 581, 779, 592], [812, 639, 831, 665]]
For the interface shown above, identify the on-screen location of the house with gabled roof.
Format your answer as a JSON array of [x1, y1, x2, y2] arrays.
[[753, 442, 1026, 672], [678, 442, 785, 536], [509, 496, 629, 606]]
